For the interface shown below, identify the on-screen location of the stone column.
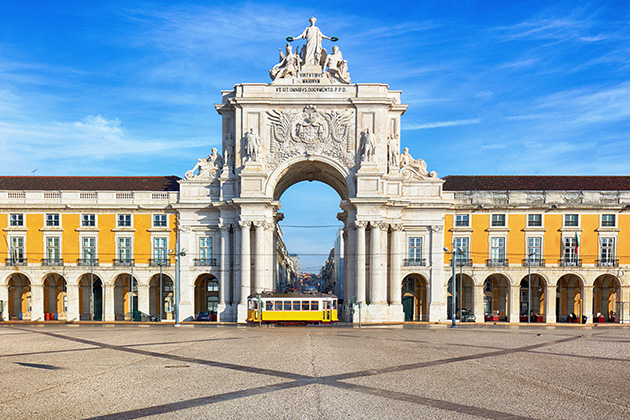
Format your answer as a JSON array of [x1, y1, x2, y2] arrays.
[[583, 285, 593, 324], [509, 284, 520, 322], [219, 223, 230, 305], [428, 225, 447, 322], [104, 282, 115, 321], [389, 224, 403, 305], [263, 222, 274, 292], [30, 282, 44, 321], [138, 284, 150, 315], [355, 221, 367, 303], [474, 284, 485, 323], [253, 221, 266, 293], [239, 220, 251, 304], [546, 284, 557, 323], [65, 283, 80, 321], [370, 222, 387, 304]]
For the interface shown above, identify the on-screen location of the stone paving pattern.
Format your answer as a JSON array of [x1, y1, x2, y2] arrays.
[[0, 324, 629, 419]]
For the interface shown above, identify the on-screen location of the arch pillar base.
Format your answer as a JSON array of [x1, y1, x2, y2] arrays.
[[429, 301, 446, 322], [353, 303, 404, 324], [217, 303, 237, 322], [236, 303, 248, 323], [179, 301, 194, 322]]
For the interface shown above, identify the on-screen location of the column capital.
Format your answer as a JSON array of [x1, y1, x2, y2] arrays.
[[431, 225, 444, 233], [238, 220, 252, 229], [371, 221, 388, 231], [355, 220, 368, 229]]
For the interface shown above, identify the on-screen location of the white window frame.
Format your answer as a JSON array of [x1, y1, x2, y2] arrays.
[[153, 214, 168, 228], [562, 236, 579, 265], [81, 213, 97, 227], [600, 237, 616, 265], [563, 214, 579, 227], [8, 235, 26, 262], [526, 236, 543, 264], [44, 235, 62, 262], [455, 214, 470, 227], [81, 235, 98, 261], [408, 237, 423, 263], [491, 214, 506, 227], [9, 213, 24, 227], [199, 237, 213, 262], [153, 236, 169, 262], [45, 213, 60, 227], [117, 236, 133, 262], [601, 214, 616, 228], [117, 214, 132, 227], [527, 214, 543, 227], [489, 236, 506, 264], [453, 236, 470, 263]]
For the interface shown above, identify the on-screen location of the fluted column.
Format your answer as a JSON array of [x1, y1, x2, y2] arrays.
[[370, 222, 387, 304], [389, 224, 403, 305], [355, 221, 367, 303], [219, 223, 230, 305], [239, 220, 251, 305]]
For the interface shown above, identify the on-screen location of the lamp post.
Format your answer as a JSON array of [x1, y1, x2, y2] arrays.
[[527, 251, 534, 324], [444, 246, 461, 328], [170, 242, 186, 327], [87, 250, 94, 321]]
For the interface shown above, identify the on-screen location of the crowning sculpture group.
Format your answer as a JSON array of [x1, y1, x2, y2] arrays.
[[185, 17, 435, 182]]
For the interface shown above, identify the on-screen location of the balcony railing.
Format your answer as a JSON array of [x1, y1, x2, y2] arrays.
[[113, 259, 135, 267], [486, 258, 509, 267], [449, 258, 472, 267], [521, 258, 546, 267], [559, 258, 582, 267], [149, 258, 171, 267], [403, 258, 426, 267], [597, 259, 619, 268], [41, 258, 64, 266], [5, 258, 27, 266], [194, 258, 218, 267], [77, 258, 99, 267]]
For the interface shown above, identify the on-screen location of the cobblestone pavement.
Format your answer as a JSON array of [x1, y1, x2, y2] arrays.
[[1, 323, 629, 419]]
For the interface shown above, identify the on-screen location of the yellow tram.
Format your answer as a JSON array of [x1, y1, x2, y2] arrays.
[[247, 293, 339, 325]]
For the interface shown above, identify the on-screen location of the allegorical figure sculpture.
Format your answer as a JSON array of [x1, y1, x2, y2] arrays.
[[360, 128, 376, 162], [244, 128, 261, 163], [387, 135, 399, 172], [324, 45, 350, 83], [399, 147, 437, 179], [289, 17, 333, 67], [185, 147, 223, 180], [269, 44, 303, 81]]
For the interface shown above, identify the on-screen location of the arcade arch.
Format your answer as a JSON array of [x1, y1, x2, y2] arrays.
[[593, 274, 620, 322], [556, 274, 584, 322], [113, 274, 137, 321], [43, 273, 67, 320], [402, 274, 428, 321], [447, 274, 474, 320], [7, 273, 30, 320], [149, 273, 174, 320], [195, 274, 219, 318], [519, 274, 547, 322], [79, 273, 103, 321], [483, 274, 511, 322]]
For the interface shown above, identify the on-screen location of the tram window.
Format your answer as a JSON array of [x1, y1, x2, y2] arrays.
[[248, 300, 253, 310], [302, 301, 309, 310], [333, 300, 337, 309], [254, 301, 259, 310], [284, 301, 291, 311], [311, 301, 319, 311], [293, 301, 300, 311], [266, 301, 273, 311], [324, 301, 330, 310], [275, 301, 283, 311]]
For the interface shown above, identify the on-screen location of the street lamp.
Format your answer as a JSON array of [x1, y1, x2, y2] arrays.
[[444, 246, 462, 328], [170, 245, 186, 327]]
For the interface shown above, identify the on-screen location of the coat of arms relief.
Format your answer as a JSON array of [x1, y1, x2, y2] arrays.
[[266, 105, 355, 171]]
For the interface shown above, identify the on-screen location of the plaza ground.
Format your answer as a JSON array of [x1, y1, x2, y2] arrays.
[[0, 323, 629, 419]]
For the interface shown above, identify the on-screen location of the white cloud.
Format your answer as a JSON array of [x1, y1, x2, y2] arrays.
[[404, 118, 480, 130]]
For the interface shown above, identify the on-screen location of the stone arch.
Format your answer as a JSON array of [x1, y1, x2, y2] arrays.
[[519, 274, 547, 322], [194, 273, 219, 319], [149, 273, 174, 320], [401, 273, 428, 321], [266, 155, 353, 201], [112, 273, 138, 321], [42, 273, 67, 320], [592, 274, 621, 322], [556, 274, 584, 322], [7, 273, 31, 320], [447, 273, 474, 320], [483, 274, 511, 322], [78, 273, 104, 321]]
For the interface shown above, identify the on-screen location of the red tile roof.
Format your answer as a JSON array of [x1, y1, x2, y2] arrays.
[[442, 176, 630, 191], [0, 176, 180, 191]]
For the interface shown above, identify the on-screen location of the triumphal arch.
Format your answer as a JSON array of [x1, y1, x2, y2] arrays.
[[176, 18, 449, 323]]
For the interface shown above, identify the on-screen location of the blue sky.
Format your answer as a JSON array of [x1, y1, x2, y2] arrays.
[[1, 1, 629, 272]]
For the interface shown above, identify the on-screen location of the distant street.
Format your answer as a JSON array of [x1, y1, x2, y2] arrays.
[[1, 324, 629, 419]]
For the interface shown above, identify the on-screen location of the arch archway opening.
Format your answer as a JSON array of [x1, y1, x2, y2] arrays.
[[43, 273, 67, 320], [78, 274, 103, 321], [519, 274, 547, 322], [593, 274, 621, 323], [447, 274, 474, 321], [113, 274, 137, 321], [556, 274, 584, 322], [149, 274, 174, 320], [195, 274, 218, 320], [402, 274, 428, 321], [8, 273, 30, 320], [483, 274, 511, 322]]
